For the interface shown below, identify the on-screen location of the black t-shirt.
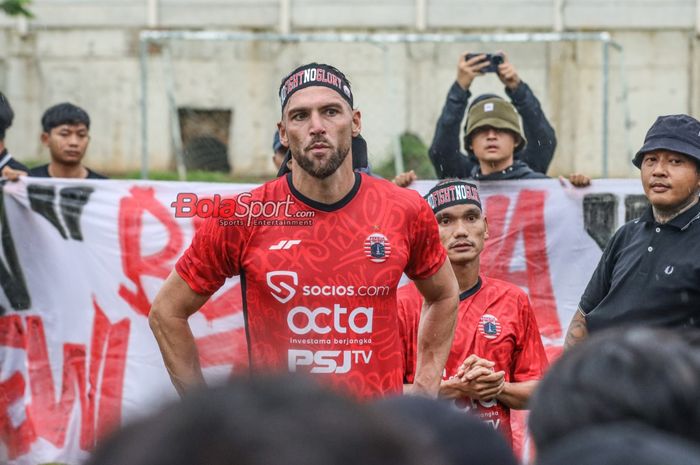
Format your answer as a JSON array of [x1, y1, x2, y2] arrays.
[[27, 163, 107, 179], [579, 201, 700, 333]]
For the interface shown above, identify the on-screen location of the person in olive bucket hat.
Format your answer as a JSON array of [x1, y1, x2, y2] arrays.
[[464, 97, 590, 186]]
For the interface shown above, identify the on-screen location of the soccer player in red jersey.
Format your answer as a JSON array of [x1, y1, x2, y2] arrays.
[[149, 63, 459, 399], [398, 180, 548, 444]]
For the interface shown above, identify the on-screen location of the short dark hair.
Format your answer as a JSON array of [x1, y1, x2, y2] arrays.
[[536, 423, 700, 465], [528, 327, 700, 453], [375, 395, 518, 465], [41, 102, 90, 133], [0, 92, 14, 140], [86, 375, 445, 465], [435, 177, 462, 186]]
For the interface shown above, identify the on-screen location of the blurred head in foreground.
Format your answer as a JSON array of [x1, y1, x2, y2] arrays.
[[529, 327, 700, 453], [86, 374, 445, 465], [375, 395, 518, 465]]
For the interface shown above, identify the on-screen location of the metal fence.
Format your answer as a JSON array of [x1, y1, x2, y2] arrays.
[[139, 31, 629, 179]]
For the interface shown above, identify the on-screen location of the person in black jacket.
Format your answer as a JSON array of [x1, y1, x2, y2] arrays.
[[429, 52, 556, 179], [0, 92, 29, 181]]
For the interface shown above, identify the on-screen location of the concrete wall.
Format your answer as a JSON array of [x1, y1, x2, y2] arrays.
[[0, 0, 698, 178], [1, 0, 695, 30]]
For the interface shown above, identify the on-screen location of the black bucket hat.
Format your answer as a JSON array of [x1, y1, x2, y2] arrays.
[[633, 114, 700, 168]]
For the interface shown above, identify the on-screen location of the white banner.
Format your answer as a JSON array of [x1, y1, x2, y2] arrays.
[[0, 177, 644, 464]]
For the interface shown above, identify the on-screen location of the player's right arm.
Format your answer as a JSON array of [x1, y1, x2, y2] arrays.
[[149, 270, 211, 397], [150, 208, 245, 396]]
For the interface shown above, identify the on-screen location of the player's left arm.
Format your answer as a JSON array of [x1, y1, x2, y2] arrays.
[[495, 293, 549, 410], [410, 259, 459, 398]]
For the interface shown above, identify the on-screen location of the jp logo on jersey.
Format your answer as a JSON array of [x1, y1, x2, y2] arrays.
[[364, 233, 391, 263], [478, 314, 501, 340]]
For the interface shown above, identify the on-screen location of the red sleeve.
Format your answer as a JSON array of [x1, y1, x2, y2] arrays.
[[396, 284, 422, 384], [511, 293, 549, 381], [175, 216, 247, 295], [404, 195, 447, 281]]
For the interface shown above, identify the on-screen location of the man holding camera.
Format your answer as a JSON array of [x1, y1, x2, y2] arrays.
[[429, 52, 556, 179]]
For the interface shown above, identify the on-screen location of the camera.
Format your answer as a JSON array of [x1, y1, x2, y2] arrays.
[[465, 53, 504, 73]]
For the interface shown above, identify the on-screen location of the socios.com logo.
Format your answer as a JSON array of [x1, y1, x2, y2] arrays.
[[266, 271, 298, 304]]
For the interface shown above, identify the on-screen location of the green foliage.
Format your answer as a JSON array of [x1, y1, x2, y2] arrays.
[[373, 132, 435, 179], [114, 169, 267, 184], [20, 159, 265, 183], [1, 0, 34, 18]]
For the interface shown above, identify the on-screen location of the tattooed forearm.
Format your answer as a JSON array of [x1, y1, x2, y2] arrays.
[[564, 309, 588, 350]]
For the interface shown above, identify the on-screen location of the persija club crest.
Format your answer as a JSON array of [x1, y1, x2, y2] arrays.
[[364, 233, 391, 263], [478, 314, 502, 340]]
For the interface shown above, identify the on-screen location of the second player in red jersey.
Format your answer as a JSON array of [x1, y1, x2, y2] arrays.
[[398, 180, 548, 444], [398, 277, 547, 442], [150, 63, 459, 399]]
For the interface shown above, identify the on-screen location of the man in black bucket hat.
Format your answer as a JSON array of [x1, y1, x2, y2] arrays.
[[565, 114, 700, 348]]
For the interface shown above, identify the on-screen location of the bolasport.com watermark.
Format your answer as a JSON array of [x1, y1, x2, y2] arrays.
[[170, 192, 315, 227]]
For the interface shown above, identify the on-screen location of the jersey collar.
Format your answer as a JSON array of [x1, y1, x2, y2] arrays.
[[285, 172, 362, 212], [459, 276, 483, 301]]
